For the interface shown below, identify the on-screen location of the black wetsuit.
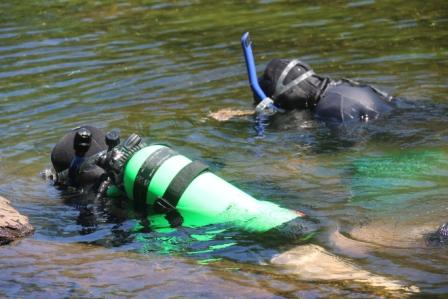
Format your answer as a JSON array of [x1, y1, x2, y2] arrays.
[[315, 79, 393, 122], [259, 59, 393, 122]]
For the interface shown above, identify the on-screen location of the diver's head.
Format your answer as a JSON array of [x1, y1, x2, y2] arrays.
[[51, 126, 107, 172], [51, 126, 107, 187], [258, 59, 326, 110]]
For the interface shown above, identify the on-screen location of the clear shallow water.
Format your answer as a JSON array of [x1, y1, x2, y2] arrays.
[[0, 0, 447, 297]]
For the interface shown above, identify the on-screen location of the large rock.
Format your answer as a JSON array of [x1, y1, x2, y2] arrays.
[[0, 196, 34, 245], [271, 244, 419, 294]]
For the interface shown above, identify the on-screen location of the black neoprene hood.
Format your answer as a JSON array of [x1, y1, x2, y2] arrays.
[[51, 126, 107, 172], [258, 59, 328, 110]]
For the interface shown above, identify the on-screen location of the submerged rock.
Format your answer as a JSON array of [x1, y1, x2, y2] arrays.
[[207, 108, 254, 121], [335, 218, 446, 249], [271, 244, 420, 294], [0, 196, 34, 245]]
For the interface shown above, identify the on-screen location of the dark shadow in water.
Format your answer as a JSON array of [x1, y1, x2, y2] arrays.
[[56, 186, 137, 246]]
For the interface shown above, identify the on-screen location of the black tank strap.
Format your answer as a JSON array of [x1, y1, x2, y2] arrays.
[[133, 147, 177, 211], [160, 161, 209, 209]]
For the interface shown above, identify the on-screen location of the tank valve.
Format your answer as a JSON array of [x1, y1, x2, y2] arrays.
[[105, 130, 120, 151]]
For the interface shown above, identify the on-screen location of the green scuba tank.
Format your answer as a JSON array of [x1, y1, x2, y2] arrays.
[[120, 144, 302, 232]]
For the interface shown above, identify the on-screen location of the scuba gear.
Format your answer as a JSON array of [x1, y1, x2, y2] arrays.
[[54, 129, 308, 234], [241, 32, 283, 116], [67, 128, 92, 187], [73, 128, 92, 155], [50, 126, 107, 188], [241, 32, 268, 102], [272, 60, 316, 102], [255, 98, 277, 115], [105, 130, 120, 151], [258, 58, 328, 110], [51, 126, 107, 173], [242, 33, 393, 123], [241, 32, 283, 137], [93, 133, 304, 232]]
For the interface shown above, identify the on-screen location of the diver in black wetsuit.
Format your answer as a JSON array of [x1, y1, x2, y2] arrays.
[[43, 126, 109, 233], [240, 32, 394, 123], [257, 58, 394, 123]]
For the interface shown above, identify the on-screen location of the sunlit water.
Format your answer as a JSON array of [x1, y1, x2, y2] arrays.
[[1, 0, 447, 297]]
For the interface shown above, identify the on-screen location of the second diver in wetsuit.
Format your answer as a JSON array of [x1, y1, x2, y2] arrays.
[[238, 32, 394, 123], [257, 58, 394, 122]]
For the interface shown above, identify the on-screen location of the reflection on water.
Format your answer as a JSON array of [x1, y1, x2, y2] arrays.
[[0, 0, 447, 297], [0, 239, 286, 298]]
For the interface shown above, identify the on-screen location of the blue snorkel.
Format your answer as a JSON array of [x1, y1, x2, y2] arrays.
[[241, 32, 267, 102], [241, 32, 281, 116], [241, 32, 283, 137]]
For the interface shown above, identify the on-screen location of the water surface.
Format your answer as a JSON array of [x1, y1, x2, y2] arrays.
[[1, 0, 447, 297]]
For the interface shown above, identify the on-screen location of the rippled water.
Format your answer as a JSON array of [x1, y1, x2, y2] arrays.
[[1, 0, 447, 297]]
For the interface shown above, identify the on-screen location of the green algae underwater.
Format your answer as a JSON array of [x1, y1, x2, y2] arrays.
[[0, 0, 447, 297]]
